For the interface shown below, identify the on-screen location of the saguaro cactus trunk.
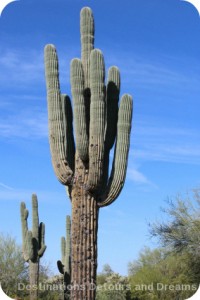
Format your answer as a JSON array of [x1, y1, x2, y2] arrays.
[[44, 7, 133, 300], [71, 168, 99, 299], [20, 194, 46, 300]]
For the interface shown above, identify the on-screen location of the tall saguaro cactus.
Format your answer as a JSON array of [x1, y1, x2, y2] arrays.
[[44, 7, 133, 300], [20, 194, 46, 300], [57, 215, 71, 300]]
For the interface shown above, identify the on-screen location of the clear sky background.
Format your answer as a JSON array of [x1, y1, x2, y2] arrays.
[[0, 0, 200, 276]]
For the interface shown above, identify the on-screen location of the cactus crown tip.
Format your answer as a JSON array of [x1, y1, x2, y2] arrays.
[[44, 44, 56, 53], [71, 57, 81, 65], [81, 7, 93, 14], [122, 93, 133, 101], [109, 66, 119, 71], [91, 48, 103, 58]]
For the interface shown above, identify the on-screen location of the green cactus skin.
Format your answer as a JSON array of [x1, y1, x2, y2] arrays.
[[45, 45, 75, 186], [20, 194, 46, 300], [57, 215, 71, 300], [44, 7, 133, 300]]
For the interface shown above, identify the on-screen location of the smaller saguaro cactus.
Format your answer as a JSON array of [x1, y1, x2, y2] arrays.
[[57, 215, 71, 299], [20, 194, 46, 300]]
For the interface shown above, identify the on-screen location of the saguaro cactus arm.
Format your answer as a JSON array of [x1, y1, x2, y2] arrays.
[[88, 49, 106, 191], [20, 202, 29, 255], [70, 58, 87, 162], [32, 194, 39, 240], [21, 202, 34, 262], [57, 215, 71, 276], [57, 237, 65, 274], [44, 45, 74, 185], [61, 94, 75, 172], [38, 222, 46, 257], [26, 231, 34, 262], [105, 66, 120, 150], [98, 94, 133, 207], [100, 66, 121, 190]]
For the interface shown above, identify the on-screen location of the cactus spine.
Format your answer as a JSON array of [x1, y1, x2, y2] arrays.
[[57, 215, 71, 300], [44, 7, 133, 300], [20, 194, 46, 300]]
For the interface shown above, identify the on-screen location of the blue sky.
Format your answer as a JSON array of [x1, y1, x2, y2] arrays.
[[0, 0, 200, 276]]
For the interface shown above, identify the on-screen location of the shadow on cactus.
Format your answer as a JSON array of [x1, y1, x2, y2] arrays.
[[20, 194, 46, 300], [44, 6, 133, 300]]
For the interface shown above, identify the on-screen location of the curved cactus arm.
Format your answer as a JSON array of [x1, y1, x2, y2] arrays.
[[44, 44, 74, 185], [38, 245, 47, 257], [101, 67, 121, 191], [70, 59, 88, 161], [98, 94, 133, 207], [88, 49, 106, 191], [38, 222, 47, 257], [39, 222, 45, 248], [61, 94, 75, 172], [57, 260, 64, 274]]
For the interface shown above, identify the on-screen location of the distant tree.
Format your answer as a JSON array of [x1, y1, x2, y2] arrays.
[[96, 265, 131, 300], [128, 247, 165, 276], [128, 247, 197, 300], [0, 233, 29, 299], [101, 264, 114, 276], [97, 264, 114, 286], [149, 190, 200, 255], [149, 189, 200, 283]]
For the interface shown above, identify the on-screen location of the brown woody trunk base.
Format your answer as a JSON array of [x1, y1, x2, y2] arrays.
[[70, 159, 99, 300], [29, 261, 39, 300]]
